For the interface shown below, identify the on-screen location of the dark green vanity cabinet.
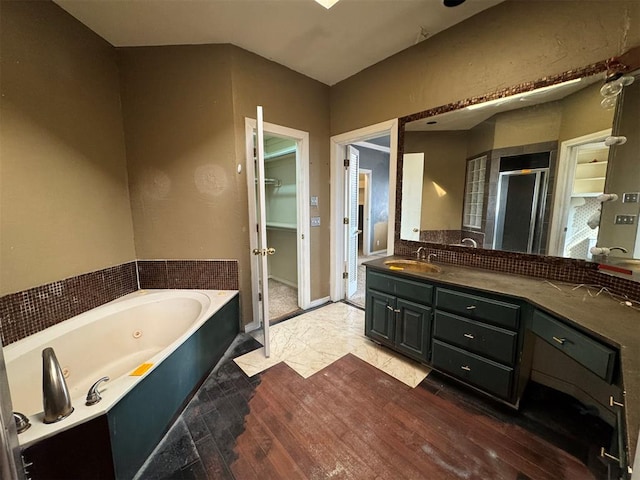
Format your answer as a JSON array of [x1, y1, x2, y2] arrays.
[[365, 270, 433, 362], [431, 288, 522, 402]]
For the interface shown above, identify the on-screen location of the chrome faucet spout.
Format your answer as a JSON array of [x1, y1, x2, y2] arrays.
[[415, 246, 427, 260], [461, 237, 478, 248], [609, 246, 628, 253], [42, 347, 73, 424], [428, 253, 437, 263]]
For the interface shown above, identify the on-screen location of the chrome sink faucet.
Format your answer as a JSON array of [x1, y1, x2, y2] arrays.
[[415, 246, 427, 260], [427, 253, 437, 263], [461, 237, 477, 248]]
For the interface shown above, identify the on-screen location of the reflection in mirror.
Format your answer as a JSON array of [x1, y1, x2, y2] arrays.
[[401, 73, 622, 260], [597, 70, 640, 265]]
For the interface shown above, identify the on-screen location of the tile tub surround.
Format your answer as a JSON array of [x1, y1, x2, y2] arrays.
[[0, 262, 137, 346], [0, 259, 239, 345]]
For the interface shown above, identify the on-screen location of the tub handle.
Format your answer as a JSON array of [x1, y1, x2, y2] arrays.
[[85, 376, 110, 406]]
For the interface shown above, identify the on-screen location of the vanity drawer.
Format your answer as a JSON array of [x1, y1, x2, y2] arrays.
[[433, 311, 517, 366], [435, 288, 520, 330], [431, 340, 513, 400], [531, 310, 616, 383], [367, 270, 433, 305]]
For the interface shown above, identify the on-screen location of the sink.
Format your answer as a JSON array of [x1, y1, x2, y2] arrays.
[[384, 260, 442, 274]]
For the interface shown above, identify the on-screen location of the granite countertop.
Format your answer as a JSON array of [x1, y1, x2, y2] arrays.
[[365, 255, 640, 460]]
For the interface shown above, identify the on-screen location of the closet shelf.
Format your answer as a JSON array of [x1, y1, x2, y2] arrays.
[[266, 222, 297, 231]]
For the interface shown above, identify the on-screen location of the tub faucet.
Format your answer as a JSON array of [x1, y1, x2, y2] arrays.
[[42, 347, 74, 424], [86, 377, 110, 406], [590, 246, 628, 256], [461, 237, 478, 248]]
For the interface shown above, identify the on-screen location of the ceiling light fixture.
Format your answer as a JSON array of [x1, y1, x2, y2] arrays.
[[314, 0, 340, 9]]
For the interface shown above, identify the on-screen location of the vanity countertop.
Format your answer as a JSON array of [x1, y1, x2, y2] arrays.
[[365, 255, 640, 458]]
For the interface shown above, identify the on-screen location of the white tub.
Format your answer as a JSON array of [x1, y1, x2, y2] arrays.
[[4, 289, 238, 448]]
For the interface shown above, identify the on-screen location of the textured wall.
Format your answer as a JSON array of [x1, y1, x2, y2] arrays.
[[330, 0, 640, 135], [0, 1, 135, 295]]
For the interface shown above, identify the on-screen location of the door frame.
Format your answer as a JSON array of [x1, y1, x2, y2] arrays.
[[244, 118, 311, 332], [359, 169, 372, 256], [548, 129, 610, 256], [330, 119, 398, 302]]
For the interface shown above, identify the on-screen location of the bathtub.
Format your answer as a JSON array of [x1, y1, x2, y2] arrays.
[[4, 289, 239, 479]]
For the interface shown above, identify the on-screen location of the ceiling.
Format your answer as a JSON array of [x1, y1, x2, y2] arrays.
[[53, 0, 504, 86]]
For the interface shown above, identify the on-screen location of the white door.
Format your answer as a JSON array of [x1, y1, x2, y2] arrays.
[[346, 145, 360, 297], [401, 153, 424, 241], [252, 106, 272, 357]]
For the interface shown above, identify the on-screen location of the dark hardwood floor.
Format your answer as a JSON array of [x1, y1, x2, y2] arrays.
[[137, 334, 611, 480]]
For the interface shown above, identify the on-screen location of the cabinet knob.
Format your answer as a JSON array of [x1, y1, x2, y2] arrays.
[[463, 333, 475, 339], [552, 336, 566, 345], [461, 365, 471, 372], [466, 305, 476, 310]]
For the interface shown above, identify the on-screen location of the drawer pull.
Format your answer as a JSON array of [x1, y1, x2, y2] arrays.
[[461, 365, 471, 372], [552, 336, 566, 345], [394, 309, 401, 313], [466, 305, 476, 310], [609, 396, 624, 408], [386, 305, 394, 311], [463, 333, 475, 339], [600, 447, 620, 463]]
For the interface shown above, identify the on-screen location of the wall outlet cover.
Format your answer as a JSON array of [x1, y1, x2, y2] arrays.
[[311, 216, 321, 227], [310, 196, 318, 207]]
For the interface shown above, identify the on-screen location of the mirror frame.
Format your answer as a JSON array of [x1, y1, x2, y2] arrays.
[[394, 52, 639, 272]]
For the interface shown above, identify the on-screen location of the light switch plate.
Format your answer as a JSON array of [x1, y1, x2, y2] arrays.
[[310, 196, 318, 207], [614, 214, 636, 225], [311, 216, 321, 227], [622, 192, 640, 203]]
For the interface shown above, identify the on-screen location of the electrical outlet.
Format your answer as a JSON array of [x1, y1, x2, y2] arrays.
[[623, 192, 640, 203], [614, 214, 636, 225], [311, 216, 321, 227], [310, 196, 318, 207]]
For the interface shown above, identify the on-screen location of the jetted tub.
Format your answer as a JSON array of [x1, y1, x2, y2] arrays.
[[4, 289, 240, 479]]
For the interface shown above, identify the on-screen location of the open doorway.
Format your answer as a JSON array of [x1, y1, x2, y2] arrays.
[[330, 119, 398, 305], [548, 129, 611, 258], [347, 139, 392, 307], [245, 118, 311, 333]]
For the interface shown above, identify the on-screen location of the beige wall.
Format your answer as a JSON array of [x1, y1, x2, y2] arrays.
[[492, 102, 562, 149], [404, 131, 468, 231], [229, 46, 331, 305], [558, 83, 615, 144], [330, 1, 640, 135], [118, 44, 329, 326], [0, 1, 135, 295]]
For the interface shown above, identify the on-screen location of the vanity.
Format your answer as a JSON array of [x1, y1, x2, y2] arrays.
[[364, 256, 637, 479]]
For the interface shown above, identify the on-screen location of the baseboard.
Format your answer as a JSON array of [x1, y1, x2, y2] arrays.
[[269, 275, 298, 289], [308, 296, 331, 309]]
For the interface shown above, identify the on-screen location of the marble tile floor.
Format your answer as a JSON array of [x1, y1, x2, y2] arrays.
[[348, 252, 388, 308], [234, 301, 431, 388]]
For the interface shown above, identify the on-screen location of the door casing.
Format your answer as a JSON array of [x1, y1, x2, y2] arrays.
[[330, 119, 398, 302], [244, 118, 311, 332]]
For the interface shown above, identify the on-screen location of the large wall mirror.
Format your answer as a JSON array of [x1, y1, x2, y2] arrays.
[[399, 66, 639, 268]]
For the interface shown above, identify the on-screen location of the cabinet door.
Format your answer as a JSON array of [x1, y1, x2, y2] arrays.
[[395, 298, 432, 362], [365, 289, 395, 345]]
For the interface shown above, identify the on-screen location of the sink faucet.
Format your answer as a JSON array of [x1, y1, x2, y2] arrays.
[[415, 246, 427, 260], [42, 347, 73, 424], [427, 253, 437, 263], [461, 237, 477, 248], [590, 246, 628, 256]]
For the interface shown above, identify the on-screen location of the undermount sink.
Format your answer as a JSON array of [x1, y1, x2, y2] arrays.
[[384, 259, 442, 274]]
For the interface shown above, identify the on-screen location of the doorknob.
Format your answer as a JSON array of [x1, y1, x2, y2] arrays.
[[413, 228, 419, 232], [267, 247, 276, 255], [253, 248, 276, 256]]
